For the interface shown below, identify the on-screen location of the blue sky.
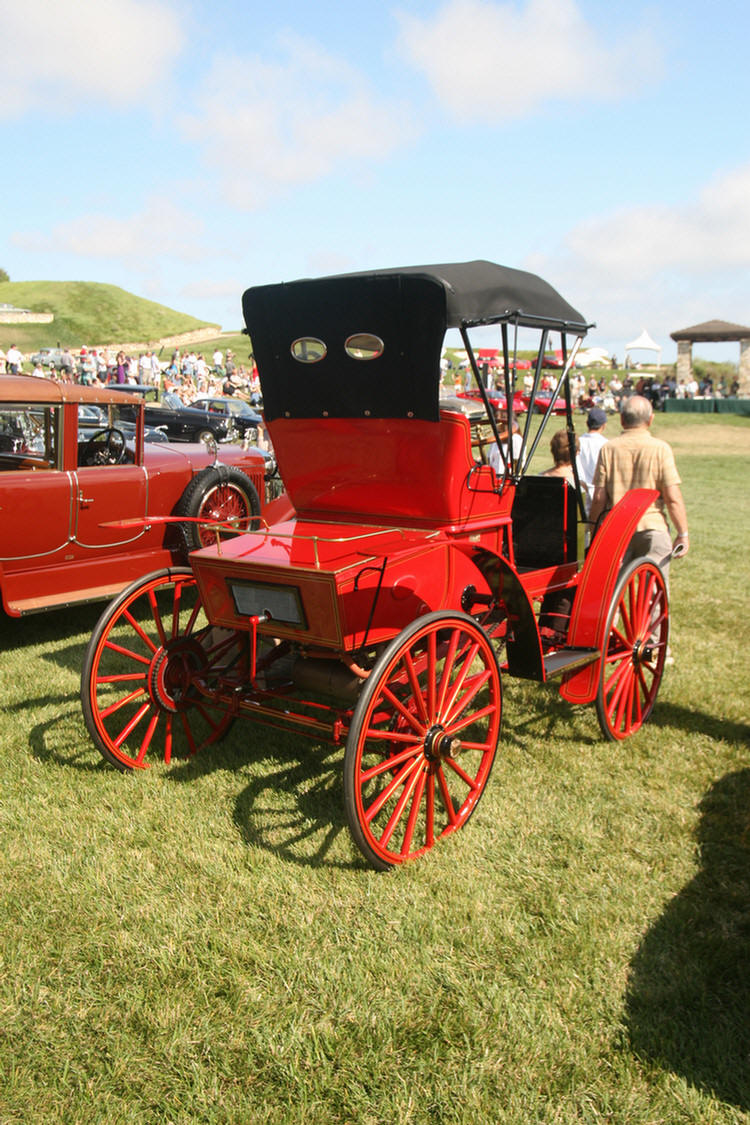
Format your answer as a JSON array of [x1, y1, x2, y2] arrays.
[[2, 0, 748, 362]]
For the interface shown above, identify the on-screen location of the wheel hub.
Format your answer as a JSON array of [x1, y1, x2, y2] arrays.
[[148, 639, 208, 712], [423, 725, 462, 763]]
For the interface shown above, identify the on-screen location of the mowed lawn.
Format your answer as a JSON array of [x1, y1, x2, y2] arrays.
[[0, 412, 748, 1125]]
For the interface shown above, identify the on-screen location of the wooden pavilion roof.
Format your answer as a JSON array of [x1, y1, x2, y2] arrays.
[[670, 319, 750, 342]]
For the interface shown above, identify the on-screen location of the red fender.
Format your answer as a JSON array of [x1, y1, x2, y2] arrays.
[[559, 488, 659, 704]]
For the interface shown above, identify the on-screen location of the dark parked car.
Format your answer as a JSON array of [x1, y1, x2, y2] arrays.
[[29, 348, 67, 368], [0, 375, 266, 616], [191, 396, 263, 442], [111, 386, 232, 443]]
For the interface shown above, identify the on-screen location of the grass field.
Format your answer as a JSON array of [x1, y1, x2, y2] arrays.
[[0, 413, 748, 1124]]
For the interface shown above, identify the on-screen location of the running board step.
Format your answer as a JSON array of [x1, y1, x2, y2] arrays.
[[543, 647, 600, 679]]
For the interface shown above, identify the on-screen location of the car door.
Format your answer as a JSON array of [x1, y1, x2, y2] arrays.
[[73, 461, 150, 551], [72, 401, 150, 552], [0, 466, 73, 562], [0, 404, 75, 609], [0, 403, 72, 560]]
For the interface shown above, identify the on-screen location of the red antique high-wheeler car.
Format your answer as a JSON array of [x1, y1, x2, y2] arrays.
[[81, 262, 669, 870]]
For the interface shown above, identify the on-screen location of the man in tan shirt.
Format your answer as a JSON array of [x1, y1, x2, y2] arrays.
[[589, 395, 689, 570]]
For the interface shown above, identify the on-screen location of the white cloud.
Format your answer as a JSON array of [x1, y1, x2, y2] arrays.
[[563, 163, 750, 280], [526, 163, 750, 348], [0, 0, 184, 117], [180, 34, 418, 208], [12, 198, 207, 263], [397, 0, 661, 120]]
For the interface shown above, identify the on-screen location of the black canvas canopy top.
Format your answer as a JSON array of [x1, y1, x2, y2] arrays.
[[242, 261, 589, 422]]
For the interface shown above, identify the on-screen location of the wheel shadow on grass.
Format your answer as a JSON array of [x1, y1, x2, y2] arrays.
[[504, 687, 750, 752], [23, 685, 362, 868], [648, 699, 750, 746], [26, 705, 111, 772], [500, 678, 601, 747], [168, 732, 363, 870], [624, 768, 750, 1110]]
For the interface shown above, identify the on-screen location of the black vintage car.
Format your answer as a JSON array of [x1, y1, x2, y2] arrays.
[[111, 386, 231, 443], [191, 395, 263, 443]]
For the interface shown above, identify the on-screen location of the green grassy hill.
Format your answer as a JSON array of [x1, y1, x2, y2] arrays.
[[0, 281, 218, 352]]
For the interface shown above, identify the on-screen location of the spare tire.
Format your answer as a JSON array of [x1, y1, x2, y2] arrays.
[[176, 465, 260, 553]]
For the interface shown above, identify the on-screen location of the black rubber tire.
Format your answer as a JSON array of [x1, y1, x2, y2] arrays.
[[176, 465, 261, 553]]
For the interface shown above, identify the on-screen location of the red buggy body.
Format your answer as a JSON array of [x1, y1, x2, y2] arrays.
[[81, 262, 669, 869]]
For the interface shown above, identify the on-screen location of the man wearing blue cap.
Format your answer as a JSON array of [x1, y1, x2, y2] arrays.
[[578, 406, 608, 513]]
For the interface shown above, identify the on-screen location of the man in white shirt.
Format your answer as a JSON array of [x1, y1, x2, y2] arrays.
[[577, 407, 608, 512], [150, 351, 162, 386], [5, 344, 23, 374]]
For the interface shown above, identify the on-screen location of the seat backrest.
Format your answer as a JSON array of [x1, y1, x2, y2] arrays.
[[510, 475, 577, 568], [268, 410, 501, 527]]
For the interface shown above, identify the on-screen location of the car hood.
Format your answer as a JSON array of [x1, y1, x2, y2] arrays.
[[143, 441, 235, 472]]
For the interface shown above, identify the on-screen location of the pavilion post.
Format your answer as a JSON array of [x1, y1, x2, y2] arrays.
[[676, 339, 692, 384], [739, 338, 750, 395]]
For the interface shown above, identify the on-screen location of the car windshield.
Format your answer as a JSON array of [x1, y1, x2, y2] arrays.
[[162, 393, 184, 409], [196, 398, 259, 421]]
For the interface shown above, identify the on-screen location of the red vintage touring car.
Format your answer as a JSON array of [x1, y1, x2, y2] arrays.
[[0, 375, 267, 615], [81, 262, 669, 870]]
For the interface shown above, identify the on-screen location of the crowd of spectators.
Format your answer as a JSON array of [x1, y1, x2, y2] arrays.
[[575, 369, 741, 412], [2, 344, 743, 415], [0, 344, 262, 405], [448, 354, 742, 414]]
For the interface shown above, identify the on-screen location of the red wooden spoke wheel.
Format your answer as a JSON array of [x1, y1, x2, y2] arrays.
[[176, 466, 261, 552], [81, 567, 243, 771], [344, 611, 502, 870], [596, 559, 669, 742], [193, 480, 258, 548]]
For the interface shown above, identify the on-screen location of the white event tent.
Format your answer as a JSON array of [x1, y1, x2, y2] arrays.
[[624, 329, 661, 368]]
